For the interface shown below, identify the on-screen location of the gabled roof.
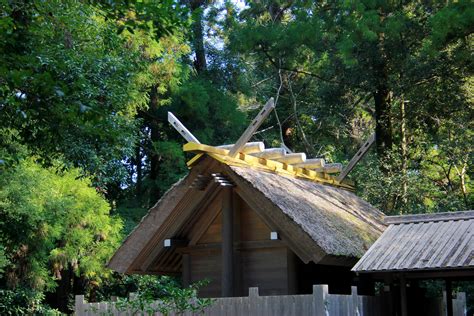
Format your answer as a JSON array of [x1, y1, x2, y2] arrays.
[[108, 156, 385, 274], [352, 210, 474, 273]]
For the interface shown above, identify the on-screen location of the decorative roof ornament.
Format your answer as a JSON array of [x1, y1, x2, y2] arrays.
[[168, 98, 376, 190]]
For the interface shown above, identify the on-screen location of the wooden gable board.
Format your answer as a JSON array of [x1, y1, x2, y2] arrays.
[[107, 157, 219, 273], [137, 181, 222, 272]]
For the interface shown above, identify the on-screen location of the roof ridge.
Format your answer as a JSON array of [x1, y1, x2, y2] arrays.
[[385, 210, 474, 225], [183, 142, 355, 190]]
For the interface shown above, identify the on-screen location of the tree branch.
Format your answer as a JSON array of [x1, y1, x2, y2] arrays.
[[261, 48, 340, 84]]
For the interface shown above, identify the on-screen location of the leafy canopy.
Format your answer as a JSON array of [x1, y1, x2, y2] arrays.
[[0, 159, 122, 291]]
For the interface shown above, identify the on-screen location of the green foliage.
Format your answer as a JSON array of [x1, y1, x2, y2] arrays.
[[0, 247, 7, 274], [150, 141, 188, 194], [353, 152, 468, 215], [89, 0, 189, 38], [0, 0, 472, 312], [228, 0, 473, 214], [0, 288, 62, 315], [0, 159, 122, 291], [95, 275, 212, 315], [0, 0, 146, 184], [170, 77, 246, 145], [112, 276, 212, 315]]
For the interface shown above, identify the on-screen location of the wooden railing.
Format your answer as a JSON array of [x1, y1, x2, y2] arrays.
[[75, 284, 466, 316]]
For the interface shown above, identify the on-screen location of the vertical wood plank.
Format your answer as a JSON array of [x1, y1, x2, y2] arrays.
[[287, 249, 297, 294], [249, 287, 259, 316], [182, 253, 191, 287], [98, 302, 107, 315], [72, 284, 399, 316], [222, 188, 234, 297], [313, 284, 328, 316], [233, 193, 242, 296], [75, 295, 85, 316], [351, 286, 358, 316]]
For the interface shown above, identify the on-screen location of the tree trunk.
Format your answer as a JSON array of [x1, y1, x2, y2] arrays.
[[72, 274, 87, 296], [190, 0, 207, 73], [373, 20, 393, 171], [148, 85, 161, 201], [400, 97, 408, 211], [135, 131, 142, 198], [52, 264, 73, 313], [373, 85, 393, 162]]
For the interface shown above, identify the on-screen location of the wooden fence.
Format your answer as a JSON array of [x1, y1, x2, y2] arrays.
[[75, 284, 466, 316]]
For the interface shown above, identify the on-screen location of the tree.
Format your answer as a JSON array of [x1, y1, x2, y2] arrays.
[[0, 159, 122, 312], [228, 0, 473, 213], [0, 0, 148, 186], [117, 0, 248, 206]]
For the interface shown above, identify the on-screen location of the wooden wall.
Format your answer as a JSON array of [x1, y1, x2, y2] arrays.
[[179, 190, 358, 298], [181, 193, 292, 297], [240, 247, 289, 296], [189, 250, 222, 297], [239, 201, 271, 241]]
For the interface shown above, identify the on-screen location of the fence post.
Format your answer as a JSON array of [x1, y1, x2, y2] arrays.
[[455, 292, 467, 316], [75, 295, 85, 316], [443, 291, 447, 316], [351, 286, 360, 316], [313, 284, 328, 316], [249, 287, 259, 315]]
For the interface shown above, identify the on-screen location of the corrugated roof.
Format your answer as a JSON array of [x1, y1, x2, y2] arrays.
[[352, 210, 474, 273]]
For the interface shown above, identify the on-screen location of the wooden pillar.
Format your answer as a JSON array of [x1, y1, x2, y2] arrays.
[[446, 279, 453, 316], [287, 249, 297, 294], [182, 253, 190, 287], [221, 187, 234, 297], [400, 276, 408, 316], [232, 193, 242, 296]]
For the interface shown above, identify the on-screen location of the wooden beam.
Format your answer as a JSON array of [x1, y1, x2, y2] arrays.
[[274, 153, 306, 164], [314, 163, 343, 174], [446, 279, 453, 316], [385, 210, 474, 225], [358, 269, 474, 280], [212, 173, 234, 187], [228, 98, 275, 157], [400, 276, 408, 316], [337, 133, 375, 182], [178, 240, 285, 254], [218, 142, 265, 154], [183, 142, 229, 156], [222, 188, 234, 297], [250, 148, 286, 159], [232, 193, 242, 296], [292, 158, 325, 169], [186, 153, 204, 167], [168, 112, 201, 144], [163, 238, 187, 248]]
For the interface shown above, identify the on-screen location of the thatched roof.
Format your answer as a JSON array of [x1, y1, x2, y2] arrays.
[[229, 166, 385, 258], [108, 156, 385, 274]]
